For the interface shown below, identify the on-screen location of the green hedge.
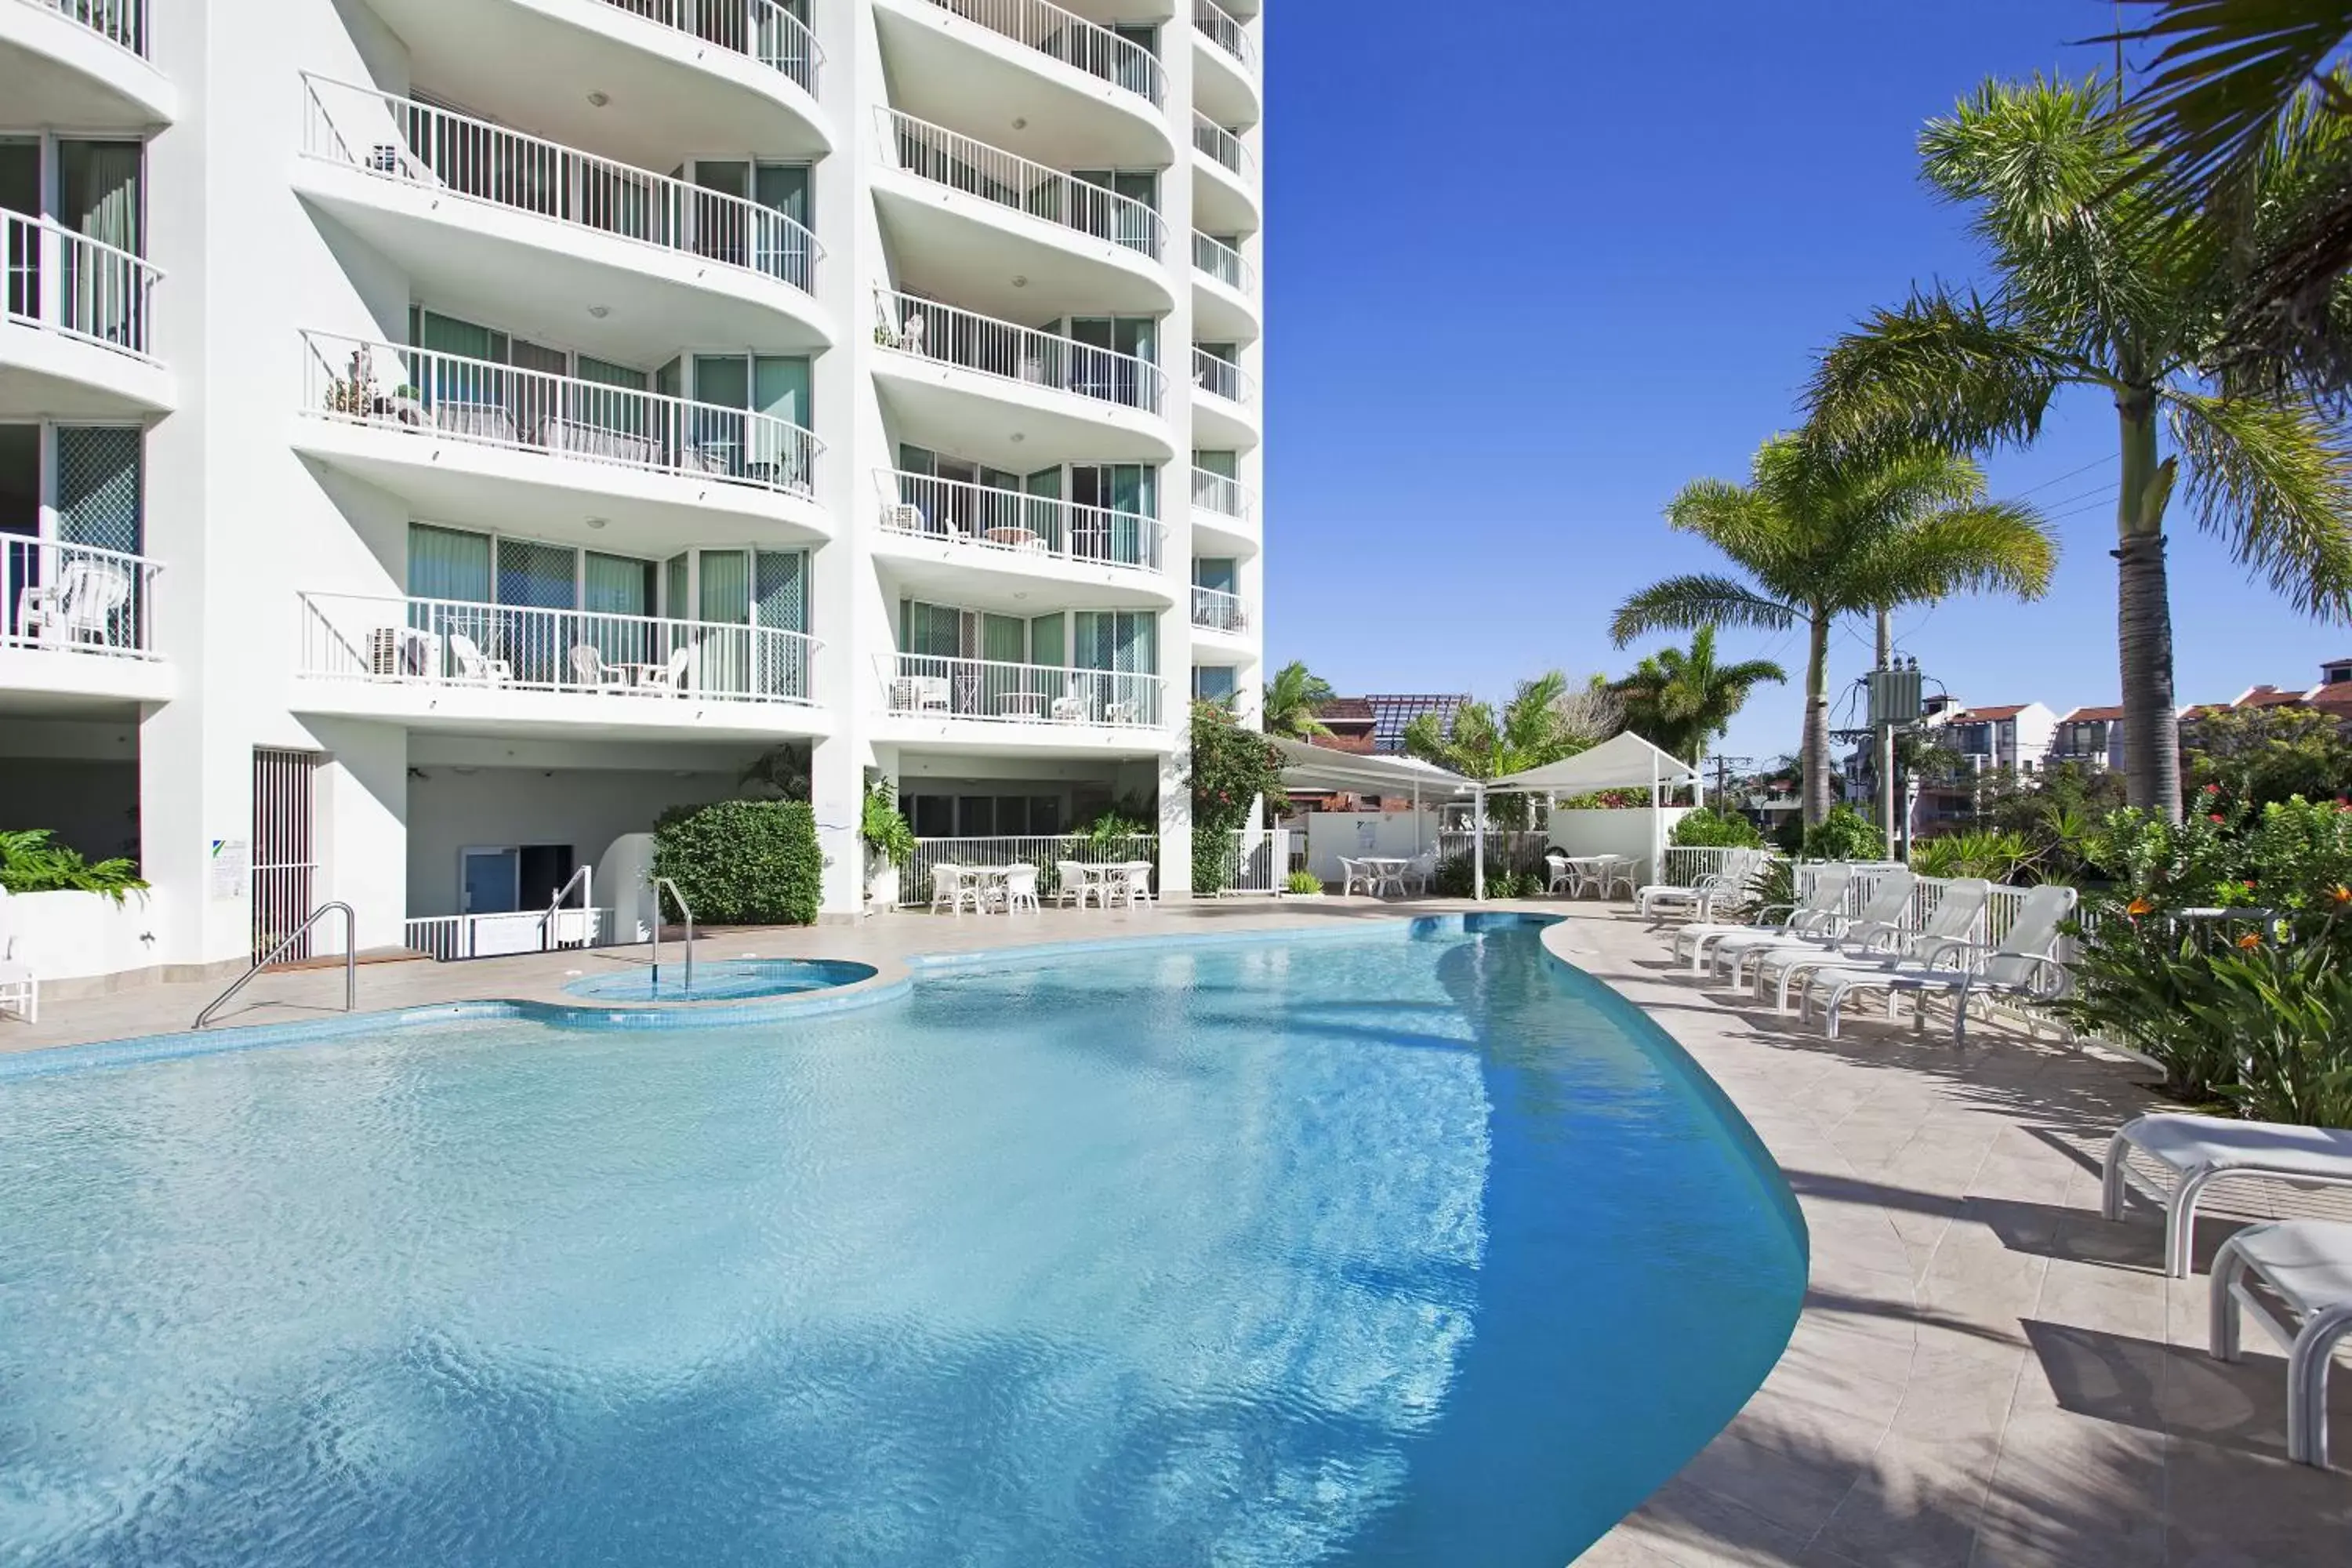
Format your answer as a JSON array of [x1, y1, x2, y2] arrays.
[[652, 800, 822, 925]]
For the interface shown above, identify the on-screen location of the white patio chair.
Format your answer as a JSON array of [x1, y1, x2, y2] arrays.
[[2211, 1221, 2352, 1468], [875, 306, 927, 353], [929, 862, 978, 916], [1804, 884, 2078, 1043], [1399, 851, 1437, 897], [1116, 862, 1156, 907], [0, 886, 36, 1023], [568, 644, 630, 690], [1338, 857, 1374, 897], [641, 641, 697, 695], [1671, 862, 1855, 974], [1635, 850, 1766, 925], [1002, 865, 1041, 913], [1049, 693, 1090, 723], [445, 632, 513, 684], [1054, 860, 1098, 909], [1599, 855, 1641, 900], [2104, 1112, 2352, 1279], [1102, 699, 1142, 724], [1544, 853, 1574, 896], [20, 558, 132, 648]]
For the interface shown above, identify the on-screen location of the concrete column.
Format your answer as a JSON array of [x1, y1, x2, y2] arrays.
[[307, 717, 408, 953], [1156, 744, 1192, 898]]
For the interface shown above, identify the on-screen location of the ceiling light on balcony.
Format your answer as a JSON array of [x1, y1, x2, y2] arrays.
[[1010, 432, 1025, 443], [1011, 275, 1027, 289], [587, 305, 611, 318], [587, 91, 610, 108], [1011, 117, 1028, 130], [586, 517, 608, 529]]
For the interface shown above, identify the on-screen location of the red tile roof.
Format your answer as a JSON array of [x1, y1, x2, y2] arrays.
[[2237, 685, 2309, 709], [1312, 697, 1374, 722], [2305, 682, 2352, 716], [1958, 705, 2030, 721], [2061, 706, 2124, 723], [1303, 732, 1378, 754]]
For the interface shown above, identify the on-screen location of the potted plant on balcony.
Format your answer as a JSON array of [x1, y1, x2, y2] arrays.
[[862, 779, 916, 910]]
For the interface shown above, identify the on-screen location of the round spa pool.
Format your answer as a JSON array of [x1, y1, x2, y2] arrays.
[[560, 956, 877, 1002]]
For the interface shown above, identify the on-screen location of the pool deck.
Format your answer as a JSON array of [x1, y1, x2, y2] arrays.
[[4, 899, 2347, 1563]]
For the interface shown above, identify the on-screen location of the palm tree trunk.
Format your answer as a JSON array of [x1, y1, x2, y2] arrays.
[[1802, 609, 1833, 827], [2115, 388, 2182, 821]]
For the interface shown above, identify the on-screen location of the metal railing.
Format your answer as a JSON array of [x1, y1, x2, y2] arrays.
[[1191, 583, 1247, 633], [298, 592, 820, 706], [299, 330, 822, 498], [877, 109, 1164, 259], [874, 288, 1167, 414], [651, 877, 694, 993], [299, 74, 822, 294], [878, 652, 1165, 728], [3, 211, 161, 361], [194, 902, 355, 1030], [901, 833, 1158, 907], [27, 0, 146, 55], [1193, 0, 1255, 75], [877, 469, 1164, 572], [2, 537, 161, 658], [540, 864, 595, 951], [1191, 230, 1252, 293], [1192, 113, 1254, 182], [404, 908, 607, 962], [596, 0, 821, 96], [923, 0, 1163, 106], [1217, 826, 1289, 896], [1190, 466, 1254, 524], [1192, 347, 1254, 407], [1656, 846, 1756, 887]]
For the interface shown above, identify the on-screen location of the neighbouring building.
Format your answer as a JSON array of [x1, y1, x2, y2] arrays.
[[0, 0, 1267, 973]]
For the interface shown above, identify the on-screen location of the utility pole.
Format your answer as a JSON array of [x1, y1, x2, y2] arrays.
[[1876, 609, 1896, 860]]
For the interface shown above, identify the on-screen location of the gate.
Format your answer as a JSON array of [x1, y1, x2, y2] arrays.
[[252, 748, 321, 963]]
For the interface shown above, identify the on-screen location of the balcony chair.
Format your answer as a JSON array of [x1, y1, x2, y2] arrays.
[[568, 645, 630, 690], [18, 558, 132, 649], [0, 887, 36, 1023], [891, 675, 951, 714], [445, 633, 513, 685], [641, 641, 697, 695], [875, 307, 927, 353], [1049, 693, 1091, 723], [882, 503, 927, 535], [1102, 699, 1142, 724]]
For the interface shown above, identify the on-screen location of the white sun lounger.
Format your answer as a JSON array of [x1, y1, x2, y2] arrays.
[[1803, 884, 2075, 1044], [1748, 873, 1982, 1007], [1670, 862, 1854, 973], [1635, 849, 1767, 926], [2103, 1112, 2352, 1279], [2211, 1220, 2352, 1468], [1726, 869, 1925, 995]]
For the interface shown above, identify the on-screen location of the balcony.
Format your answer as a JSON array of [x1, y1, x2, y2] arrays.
[[877, 652, 1167, 745], [1189, 465, 1258, 549], [871, 289, 1173, 466], [874, 0, 1171, 169], [294, 74, 833, 361], [1, 0, 175, 128], [295, 591, 828, 738], [0, 537, 173, 710], [874, 470, 1172, 607], [1191, 348, 1258, 448], [1190, 112, 1258, 238], [873, 110, 1171, 320], [356, 0, 826, 161], [293, 330, 829, 546], [1, 211, 170, 416], [1191, 230, 1257, 342], [1192, 0, 1258, 125], [1189, 584, 1250, 637]]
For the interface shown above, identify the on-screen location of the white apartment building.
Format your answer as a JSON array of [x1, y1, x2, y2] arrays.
[[1, 0, 1266, 975]]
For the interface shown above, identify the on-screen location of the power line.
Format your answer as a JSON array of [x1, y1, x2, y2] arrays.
[[2038, 481, 2121, 512], [2010, 456, 2111, 497]]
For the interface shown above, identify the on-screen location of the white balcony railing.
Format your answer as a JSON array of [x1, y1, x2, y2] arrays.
[[2, 537, 161, 659], [299, 593, 819, 706], [879, 469, 1165, 572], [875, 288, 1167, 415], [878, 110, 1165, 260], [1190, 465, 1254, 524], [1192, 347, 1254, 408], [298, 74, 822, 295], [1193, 0, 1255, 76], [27, 0, 147, 56], [2, 211, 160, 361], [595, 0, 820, 96], [299, 330, 822, 498], [923, 0, 1163, 107], [1190, 583, 1247, 634], [879, 652, 1164, 728], [1191, 230, 1252, 294], [1191, 112, 1254, 183]]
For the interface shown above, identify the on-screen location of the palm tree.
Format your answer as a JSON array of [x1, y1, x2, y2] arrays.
[[1612, 626, 1788, 767], [1260, 661, 1334, 739], [1612, 437, 2056, 826], [1809, 74, 2352, 818], [1402, 671, 1585, 827]]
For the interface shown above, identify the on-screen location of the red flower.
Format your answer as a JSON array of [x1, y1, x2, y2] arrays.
[[2245, 880, 2258, 891], [2205, 784, 2223, 795], [2209, 814, 2227, 824]]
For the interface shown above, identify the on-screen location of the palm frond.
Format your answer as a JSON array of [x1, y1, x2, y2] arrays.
[[1807, 290, 2074, 454], [2167, 386, 2352, 615], [1609, 576, 1797, 647], [1661, 475, 1802, 579], [2111, 0, 2352, 208], [1849, 499, 2062, 606]]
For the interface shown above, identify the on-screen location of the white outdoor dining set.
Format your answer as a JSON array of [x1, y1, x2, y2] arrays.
[[1544, 852, 1642, 900], [927, 860, 1156, 915]]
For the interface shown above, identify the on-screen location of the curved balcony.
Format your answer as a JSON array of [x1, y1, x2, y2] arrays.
[[1191, 112, 1259, 238], [1190, 464, 1259, 552], [1191, 347, 1258, 449], [1, 0, 175, 128], [1, 212, 172, 417], [296, 590, 829, 739], [1191, 230, 1258, 343], [354, 0, 826, 161], [877, 652, 1169, 750], [292, 330, 830, 548], [294, 74, 833, 361], [873, 469, 1173, 608], [1189, 584, 1253, 641], [1192, 0, 1258, 127], [874, 0, 1172, 170], [873, 110, 1172, 321], [871, 289, 1173, 466]]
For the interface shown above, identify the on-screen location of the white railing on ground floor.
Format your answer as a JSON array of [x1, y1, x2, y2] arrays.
[[405, 907, 606, 961], [3, 210, 160, 361], [878, 469, 1164, 572], [1436, 830, 1554, 877], [878, 653, 1164, 728], [900, 833, 1158, 907], [299, 593, 818, 706], [1, 537, 161, 657], [1214, 827, 1290, 895]]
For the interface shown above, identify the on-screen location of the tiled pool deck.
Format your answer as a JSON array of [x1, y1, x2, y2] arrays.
[[4, 900, 2346, 1563]]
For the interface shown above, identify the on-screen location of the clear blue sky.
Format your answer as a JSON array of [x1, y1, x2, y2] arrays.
[[1261, 0, 2352, 770]]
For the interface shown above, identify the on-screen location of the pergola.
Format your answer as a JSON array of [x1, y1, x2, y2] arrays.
[[1266, 733, 1472, 860]]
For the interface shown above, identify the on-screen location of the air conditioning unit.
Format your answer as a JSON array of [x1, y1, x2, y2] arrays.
[[883, 503, 924, 532]]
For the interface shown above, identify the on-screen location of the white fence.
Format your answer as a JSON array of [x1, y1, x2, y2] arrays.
[[301, 331, 822, 496], [876, 289, 1167, 413], [926, 0, 1163, 104], [1215, 827, 1290, 895], [2, 211, 160, 361], [1436, 830, 1552, 877], [1192, 347, 1255, 407], [299, 74, 822, 292], [878, 110, 1163, 258], [899, 833, 1157, 907], [598, 0, 819, 95], [1, 538, 160, 657], [879, 468, 1164, 571], [405, 907, 605, 961], [878, 653, 1164, 728]]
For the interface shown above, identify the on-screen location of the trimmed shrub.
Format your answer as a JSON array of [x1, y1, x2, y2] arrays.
[[653, 800, 822, 925], [1801, 803, 1883, 862], [1670, 807, 1764, 850]]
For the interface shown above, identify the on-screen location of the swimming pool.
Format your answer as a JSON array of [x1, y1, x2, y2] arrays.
[[560, 956, 877, 1002], [0, 915, 1802, 1566]]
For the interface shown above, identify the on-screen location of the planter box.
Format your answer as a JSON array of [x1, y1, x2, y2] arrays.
[[8, 887, 164, 982]]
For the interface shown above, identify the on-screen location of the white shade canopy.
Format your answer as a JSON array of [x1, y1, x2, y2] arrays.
[[1487, 731, 1700, 794], [1269, 733, 1472, 795]]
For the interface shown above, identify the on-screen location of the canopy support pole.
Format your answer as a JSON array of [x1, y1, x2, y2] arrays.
[[1472, 785, 1486, 902], [1650, 752, 1663, 889]]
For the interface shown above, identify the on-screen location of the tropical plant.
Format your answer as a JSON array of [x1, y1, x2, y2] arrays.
[[0, 829, 147, 903], [2189, 920, 2352, 1126], [1669, 806, 1766, 850], [1611, 626, 1788, 765], [1802, 804, 1887, 862], [1402, 671, 1592, 828], [1911, 828, 2035, 882], [652, 800, 822, 925], [1808, 72, 2352, 819], [1614, 437, 2055, 826], [859, 780, 916, 871], [1189, 699, 1288, 893], [1260, 661, 1335, 739], [1284, 869, 1323, 895], [2181, 703, 2352, 807]]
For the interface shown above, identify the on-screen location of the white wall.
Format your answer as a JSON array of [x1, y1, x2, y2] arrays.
[[1547, 808, 1694, 882], [1303, 811, 1439, 884], [4, 888, 168, 982]]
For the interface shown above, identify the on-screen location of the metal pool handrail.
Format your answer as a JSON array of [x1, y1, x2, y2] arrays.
[[539, 866, 593, 951], [651, 877, 695, 993], [194, 902, 356, 1030]]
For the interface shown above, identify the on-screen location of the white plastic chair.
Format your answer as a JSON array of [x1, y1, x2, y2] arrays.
[[929, 862, 978, 916], [1671, 862, 1856, 974], [1544, 853, 1573, 895], [1599, 855, 1641, 900], [0, 886, 36, 1023], [568, 644, 629, 689], [641, 641, 696, 695], [1003, 865, 1041, 913], [445, 632, 512, 684], [1338, 857, 1374, 897], [1399, 851, 1436, 897], [20, 559, 132, 648]]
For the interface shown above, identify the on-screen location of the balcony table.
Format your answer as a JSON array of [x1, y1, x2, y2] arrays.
[[995, 691, 1047, 720], [982, 525, 1046, 550]]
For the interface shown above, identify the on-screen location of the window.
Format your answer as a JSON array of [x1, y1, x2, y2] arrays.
[[1194, 666, 1238, 702]]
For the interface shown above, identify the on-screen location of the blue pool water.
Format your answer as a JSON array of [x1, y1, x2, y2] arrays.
[[561, 956, 877, 1002], [0, 916, 1803, 1566]]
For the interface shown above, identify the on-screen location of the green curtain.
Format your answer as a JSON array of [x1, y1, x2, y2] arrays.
[[901, 600, 961, 658], [1194, 557, 1237, 594], [57, 140, 140, 251], [577, 356, 648, 390], [408, 524, 492, 601], [1030, 612, 1065, 667], [694, 355, 750, 408], [982, 613, 1026, 665], [583, 552, 651, 614], [699, 549, 750, 624], [755, 162, 811, 229], [1194, 448, 1237, 479]]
